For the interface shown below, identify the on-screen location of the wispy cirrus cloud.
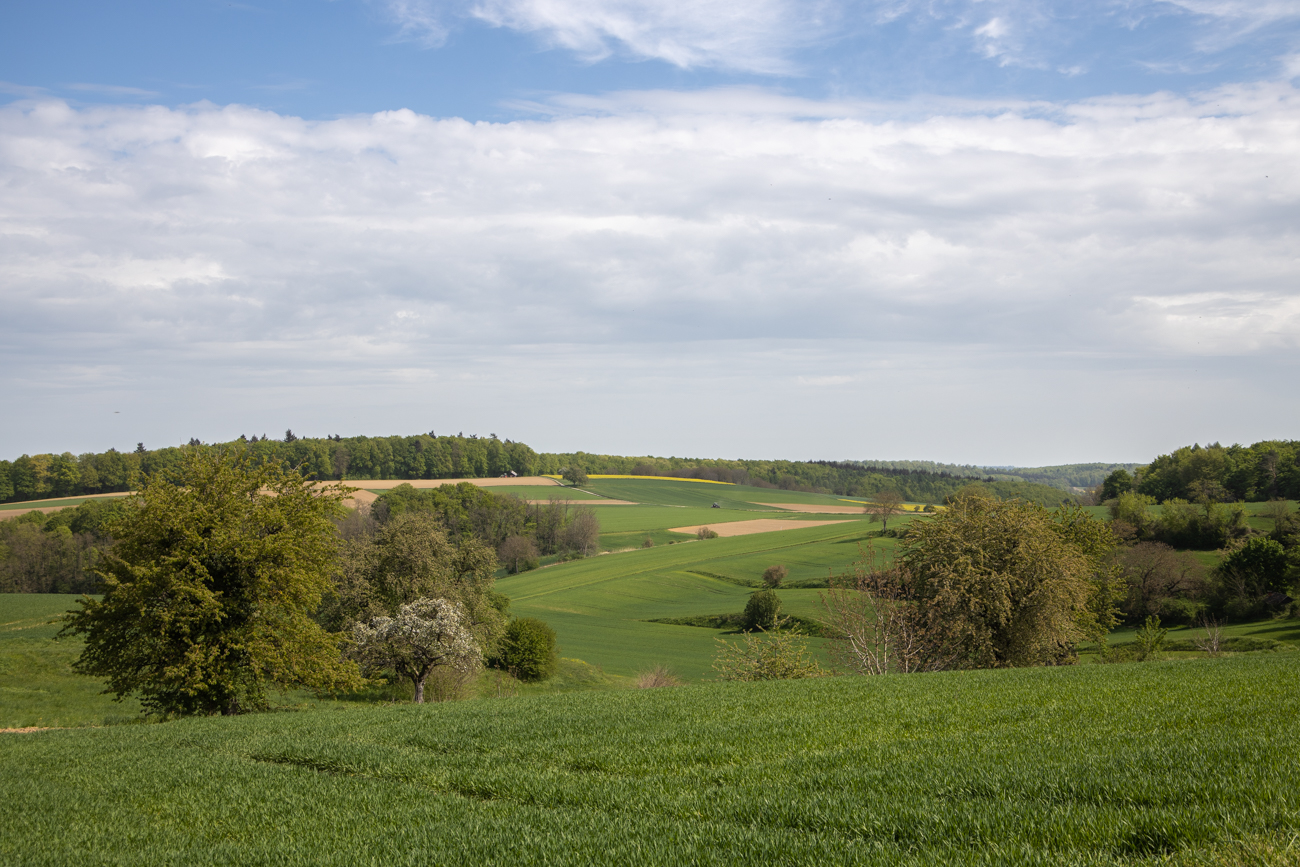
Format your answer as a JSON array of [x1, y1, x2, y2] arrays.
[[65, 83, 162, 98], [376, 0, 1300, 81], [0, 81, 46, 98], [379, 0, 837, 73]]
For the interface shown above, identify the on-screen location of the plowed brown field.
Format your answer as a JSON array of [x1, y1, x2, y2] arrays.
[[668, 519, 850, 537]]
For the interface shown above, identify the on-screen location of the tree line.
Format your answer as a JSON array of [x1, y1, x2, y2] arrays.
[[848, 460, 1141, 492], [0, 499, 124, 593], [0, 433, 542, 504], [2, 478, 599, 595], [1, 432, 1073, 506]]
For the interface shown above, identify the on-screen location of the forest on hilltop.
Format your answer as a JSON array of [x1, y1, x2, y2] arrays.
[[0, 432, 1074, 507], [9, 433, 1295, 508]]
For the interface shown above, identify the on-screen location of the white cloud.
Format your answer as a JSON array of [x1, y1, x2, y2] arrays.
[[374, 0, 1300, 81], [1, 85, 1298, 459], [381, 0, 834, 72]]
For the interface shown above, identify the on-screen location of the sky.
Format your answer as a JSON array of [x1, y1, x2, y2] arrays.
[[2, 0, 1299, 466]]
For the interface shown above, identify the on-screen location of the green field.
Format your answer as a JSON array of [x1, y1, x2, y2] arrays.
[[0, 595, 143, 728], [582, 478, 790, 510], [3, 655, 1298, 865], [502, 520, 894, 678]]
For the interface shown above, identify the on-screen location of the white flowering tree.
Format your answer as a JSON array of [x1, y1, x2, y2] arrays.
[[351, 598, 482, 703]]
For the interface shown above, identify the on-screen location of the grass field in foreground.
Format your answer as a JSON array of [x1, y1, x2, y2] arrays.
[[3, 655, 1298, 866]]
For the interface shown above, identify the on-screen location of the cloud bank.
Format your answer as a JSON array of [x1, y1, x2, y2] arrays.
[[1, 85, 1297, 461]]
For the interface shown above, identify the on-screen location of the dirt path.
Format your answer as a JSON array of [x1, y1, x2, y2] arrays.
[[669, 519, 851, 537]]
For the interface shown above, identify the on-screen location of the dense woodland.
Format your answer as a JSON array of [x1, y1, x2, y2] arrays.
[[1101, 440, 1300, 503]]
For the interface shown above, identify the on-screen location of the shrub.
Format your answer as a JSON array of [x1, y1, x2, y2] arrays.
[[743, 590, 782, 631], [696, 527, 719, 540], [762, 565, 787, 588], [635, 665, 682, 688], [641, 537, 654, 548], [492, 617, 558, 682], [1132, 616, 1168, 662], [713, 627, 824, 681]]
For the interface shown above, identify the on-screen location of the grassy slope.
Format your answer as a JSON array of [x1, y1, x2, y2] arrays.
[[3, 656, 1298, 866], [0, 595, 142, 728], [501, 522, 881, 678]]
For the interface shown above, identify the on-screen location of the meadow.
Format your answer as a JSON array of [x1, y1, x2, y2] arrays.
[[3, 655, 1298, 865], [4, 477, 1299, 864], [0, 595, 143, 728]]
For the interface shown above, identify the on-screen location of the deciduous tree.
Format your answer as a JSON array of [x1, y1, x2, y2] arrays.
[[864, 490, 905, 531], [351, 598, 482, 703], [561, 466, 589, 486], [743, 589, 782, 631], [60, 450, 363, 716]]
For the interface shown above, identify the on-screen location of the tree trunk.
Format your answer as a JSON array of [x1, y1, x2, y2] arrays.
[[412, 663, 435, 703]]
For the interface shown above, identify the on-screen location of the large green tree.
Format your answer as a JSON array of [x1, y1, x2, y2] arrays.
[[896, 495, 1120, 668], [61, 450, 363, 716]]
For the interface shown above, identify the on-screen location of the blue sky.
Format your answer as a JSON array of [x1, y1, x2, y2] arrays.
[[5, 1, 1298, 117], [2, 1, 1299, 465]]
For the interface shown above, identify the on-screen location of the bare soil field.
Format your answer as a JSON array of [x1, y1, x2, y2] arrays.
[[756, 503, 868, 514], [342, 489, 379, 509], [668, 519, 851, 537]]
